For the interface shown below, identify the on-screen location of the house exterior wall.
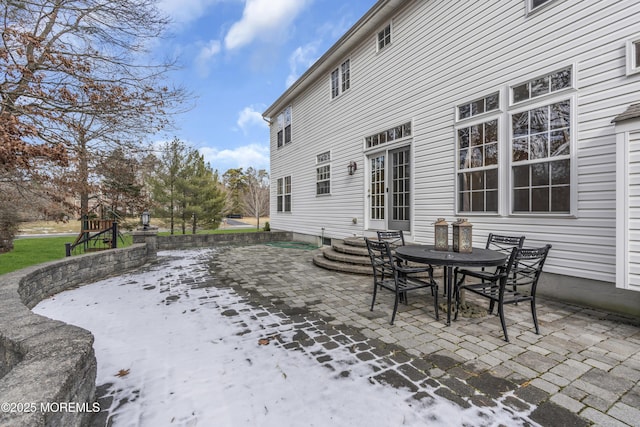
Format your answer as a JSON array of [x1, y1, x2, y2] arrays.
[[265, 0, 640, 293]]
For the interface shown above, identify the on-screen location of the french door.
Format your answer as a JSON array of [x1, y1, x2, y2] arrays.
[[367, 146, 411, 231]]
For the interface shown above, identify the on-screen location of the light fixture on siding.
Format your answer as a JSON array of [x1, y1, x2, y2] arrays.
[[348, 161, 357, 175]]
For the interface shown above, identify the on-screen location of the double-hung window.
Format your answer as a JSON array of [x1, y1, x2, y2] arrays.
[[456, 93, 500, 213], [277, 176, 291, 212], [316, 151, 331, 196], [330, 59, 350, 99], [377, 23, 391, 51], [510, 67, 573, 214], [276, 106, 292, 148]]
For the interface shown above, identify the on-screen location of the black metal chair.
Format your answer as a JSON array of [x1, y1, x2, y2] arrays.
[[454, 233, 526, 287], [365, 238, 439, 325], [376, 230, 406, 247], [454, 244, 552, 342]]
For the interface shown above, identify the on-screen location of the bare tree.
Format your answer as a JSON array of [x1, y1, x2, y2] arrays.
[[0, 0, 189, 223], [242, 167, 269, 230]]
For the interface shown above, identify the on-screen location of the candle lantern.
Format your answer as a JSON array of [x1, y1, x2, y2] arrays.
[[434, 218, 449, 251], [452, 218, 473, 253]]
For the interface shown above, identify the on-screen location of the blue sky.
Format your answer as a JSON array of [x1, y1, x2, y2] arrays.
[[153, 0, 377, 173]]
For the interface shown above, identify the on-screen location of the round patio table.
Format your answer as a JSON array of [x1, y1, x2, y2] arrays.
[[395, 245, 508, 326]]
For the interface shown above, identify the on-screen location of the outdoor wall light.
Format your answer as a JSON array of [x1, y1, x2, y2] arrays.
[[348, 161, 357, 175], [141, 211, 150, 230]]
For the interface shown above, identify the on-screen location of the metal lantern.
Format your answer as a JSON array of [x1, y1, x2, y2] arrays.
[[452, 218, 473, 253], [141, 211, 150, 230], [434, 218, 449, 251]]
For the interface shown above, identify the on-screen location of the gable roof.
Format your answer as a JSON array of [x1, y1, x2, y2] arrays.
[[262, 0, 406, 119]]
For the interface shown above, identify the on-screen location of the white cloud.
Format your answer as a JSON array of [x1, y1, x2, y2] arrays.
[[286, 42, 320, 87], [224, 0, 310, 50], [200, 144, 270, 171], [195, 39, 222, 76], [158, 0, 220, 26], [237, 106, 268, 134]]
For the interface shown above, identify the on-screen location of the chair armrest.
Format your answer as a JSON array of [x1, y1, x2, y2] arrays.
[[456, 268, 502, 282]]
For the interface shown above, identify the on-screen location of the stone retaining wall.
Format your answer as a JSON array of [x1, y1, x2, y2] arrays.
[[0, 231, 292, 426]]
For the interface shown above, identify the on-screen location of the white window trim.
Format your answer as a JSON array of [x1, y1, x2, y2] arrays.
[[276, 176, 292, 213], [507, 94, 578, 217], [626, 34, 640, 76]]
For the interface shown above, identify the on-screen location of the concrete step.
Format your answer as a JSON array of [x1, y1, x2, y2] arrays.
[[312, 253, 372, 275], [321, 247, 372, 265], [331, 241, 369, 257]]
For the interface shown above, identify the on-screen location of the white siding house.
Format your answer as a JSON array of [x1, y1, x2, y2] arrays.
[[263, 0, 640, 316]]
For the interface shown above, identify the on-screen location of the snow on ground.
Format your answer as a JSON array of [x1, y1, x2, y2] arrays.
[[34, 249, 534, 427]]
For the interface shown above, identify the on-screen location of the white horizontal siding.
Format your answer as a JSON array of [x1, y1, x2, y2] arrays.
[[270, 0, 640, 283], [625, 130, 640, 289]]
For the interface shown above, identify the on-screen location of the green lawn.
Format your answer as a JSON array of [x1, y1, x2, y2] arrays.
[[0, 227, 265, 275]]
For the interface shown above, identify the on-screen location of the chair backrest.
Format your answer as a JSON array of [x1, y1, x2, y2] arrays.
[[364, 238, 396, 279], [377, 230, 405, 247], [503, 244, 552, 296], [486, 233, 526, 253]]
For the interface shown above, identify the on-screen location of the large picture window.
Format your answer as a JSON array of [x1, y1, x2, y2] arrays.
[[277, 176, 291, 212], [455, 66, 573, 216]]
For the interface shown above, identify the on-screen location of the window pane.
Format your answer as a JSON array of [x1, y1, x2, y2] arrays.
[[459, 104, 470, 119], [486, 190, 498, 211], [486, 169, 498, 189], [458, 128, 469, 148], [551, 159, 570, 185], [550, 130, 570, 156], [513, 165, 530, 187], [513, 83, 529, 102], [471, 124, 483, 146], [551, 68, 571, 91], [513, 112, 528, 137], [459, 148, 469, 169], [530, 107, 548, 134], [486, 93, 499, 111], [471, 99, 484, 115], [531, 162, 549, 186], [550, 100, 570, 129], [531, 76, 549, 97], [485, 143, 498, 165], [472, 192, 485, 212], [531, 134, 549, 159], [532, 0, 550, 8], [485, 120, 498, 143], [513, 138, 528, 162], [277, 196, 283, 212], [471, 171, 484, 190], [635, 41, 640, 68], [459, 191, 471, 212], [531, 188, 549, 212], [551, 186, 570, 212], [459, 173, 471, 192], [284, 125, 291, 143], [284, 195, 291, 212], [471, 147, 483, 168], [277, 131, 283, 147], [514, 189, 530, 212]]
